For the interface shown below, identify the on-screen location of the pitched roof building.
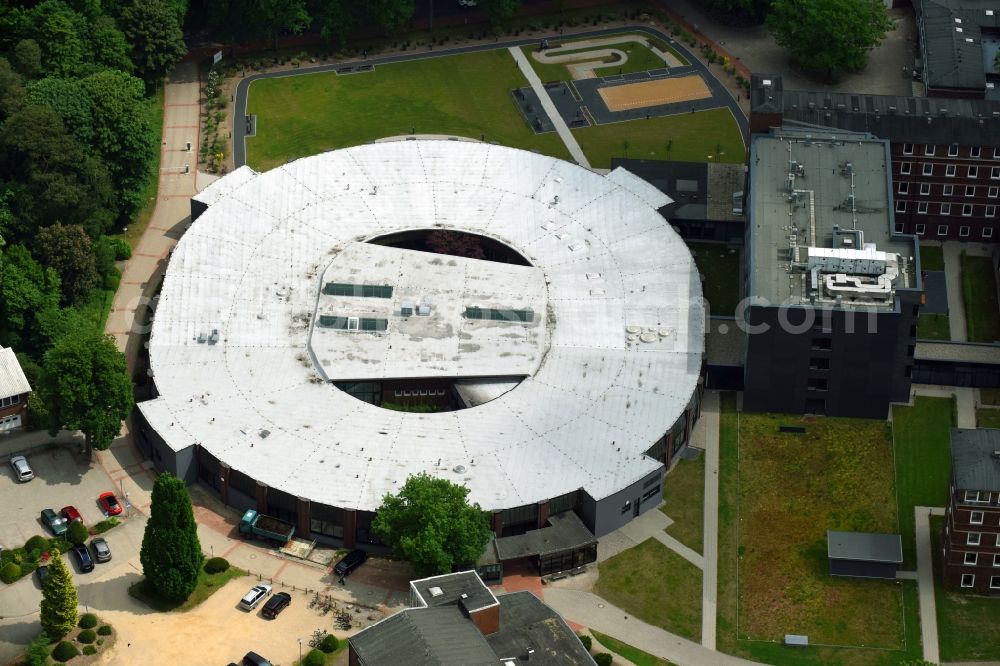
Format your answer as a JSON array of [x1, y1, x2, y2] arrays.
[[0, 347, 31, 431], [915, 0, 1000, 99]]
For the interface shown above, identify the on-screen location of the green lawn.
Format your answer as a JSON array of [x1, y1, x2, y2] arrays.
[[978, 408, 1000, 428], [595, 538, 702, 642], [983, 388, 1000, 406], [246, 49, 570, 171], [961, 252, 1000, 343], [919, 245, 945, 272], [932, 516, 1000, 661], [128, 565, 247, 612], [573, 107, 745, 168], [590, 630, 672, 666], [688, 242, 741, 317], [660, 449, 704, 554], [891, 396, 953, 568], [916, 313, 950, 340], [521, 34, 687, 83]]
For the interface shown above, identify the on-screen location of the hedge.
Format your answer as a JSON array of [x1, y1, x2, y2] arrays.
[[594, 653, 612, 666], [1, 562, 21, 584], [52, 641, 79, 662], [78, 614, 98, 629], [77, 629, 96, 644], [319, 633, 339, 653], [303, 648, 326, 666], [204, 557, 230, 574], [97, 625, 113, 636]]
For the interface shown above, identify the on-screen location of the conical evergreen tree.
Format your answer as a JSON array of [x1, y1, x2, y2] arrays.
[[140, 473, 203, 601], [40, 556, 77, 638]]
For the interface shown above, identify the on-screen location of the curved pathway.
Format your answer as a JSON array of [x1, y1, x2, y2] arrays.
[[530, 34, 687, 78], [232, 25, 749, 169]]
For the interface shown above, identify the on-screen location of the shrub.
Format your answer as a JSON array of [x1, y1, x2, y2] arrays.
[[97, 625, 112, 636], [303, 648, 326, 666], [83, 645, 97, 655], [204, 557, 230, 574], [594, 654, 613, 666], [103, 270, 121, 292], [52, 641, 79, 662], [77, 629, 96, 644], [94, 518, 120, 534], [25, 535, 49, 553], [67, 521, 89, 546], [48, 538, 71, 554], [110, 237, 132, 260], [78, 613, 98, 629], [319, 633, 339, 653], [578, 634, 592, 651], [1, 562, 22, 583]]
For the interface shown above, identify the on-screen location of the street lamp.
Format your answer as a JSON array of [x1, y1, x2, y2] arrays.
[[298, 638, 303, 660]]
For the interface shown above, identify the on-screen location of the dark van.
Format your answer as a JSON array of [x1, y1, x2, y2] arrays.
[[242, 652, 272, 666], [334, 549, 368, 576]]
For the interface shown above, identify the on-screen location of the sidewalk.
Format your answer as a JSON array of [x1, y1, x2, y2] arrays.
[[698, 391, 721, 650], [915, 505, 946, 665], [942, 242, 968, 342], [912, 385, 976, 429]]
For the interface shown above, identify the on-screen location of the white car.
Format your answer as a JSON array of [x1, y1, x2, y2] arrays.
[[10, 456, 33, 482], [239, 584, 272, 611], [459, 0, 477, 6]]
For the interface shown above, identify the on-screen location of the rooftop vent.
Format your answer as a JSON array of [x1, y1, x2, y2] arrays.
[[453, 464, 466, 474], [429, 586, 444, 597], [401, 300, 414, 316]]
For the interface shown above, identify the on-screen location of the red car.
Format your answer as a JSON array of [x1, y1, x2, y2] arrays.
[[60, 506, 83, 524], [98, 492, 123, 516]]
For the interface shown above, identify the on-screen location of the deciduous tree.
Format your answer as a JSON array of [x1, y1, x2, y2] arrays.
[[0, 244, 61, 350], [119, 0, 186, 89], [140, 473, 203, 601], [372, 473, 492, 575], [258, 0, 311, 50], [478, 0, 520, 27], [40, 556, 77, 638], [767, 0, 893, 78], [35, 224, 98, 304], [310, 0, 357, 49], [367, 0, 414, 36]]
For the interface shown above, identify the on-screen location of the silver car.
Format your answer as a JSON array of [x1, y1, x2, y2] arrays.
[[239, 584, 272, 611], [90, 538, 111, 563], [10, 456, 33, 482]]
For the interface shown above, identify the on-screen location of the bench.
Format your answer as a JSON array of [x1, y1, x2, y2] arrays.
[[784, 635, 809, 647]]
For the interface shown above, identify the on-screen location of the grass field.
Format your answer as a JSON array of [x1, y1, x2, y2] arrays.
[[661, 450, 704, 554], [891, 396, 953, 568], [688, 242, 741, 316], [916, 313, 950, 340], [932, 516, 1000, 661], [590, 630, 672, 666], [983, 388, 1000, 406], [129, 565, 247, 612], [961, 252, 1000, 343], [246, 50, 570, 171], [522, 40, 668, 82], [573, 107, 745, 168], [919, 245, 945, 272], [595, 538, 702, 642], [978, 408, 1000, 428]]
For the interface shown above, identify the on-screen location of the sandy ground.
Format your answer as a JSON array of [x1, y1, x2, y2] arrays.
[[599, 75, 711, 111], [96, 579, 357, 666]]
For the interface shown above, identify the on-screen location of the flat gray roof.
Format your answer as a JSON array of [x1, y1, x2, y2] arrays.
[[494, 511, 596, 561], [410, 570, 498, 613], [950, 428, 1000, 492], [827, 531, 903, 563]]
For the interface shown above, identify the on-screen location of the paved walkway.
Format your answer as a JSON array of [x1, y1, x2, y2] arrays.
[[915, 505, 946, 665], [509, 46, 590, 168], [942, 242, 969, 342], [699, 391, 721, 650], [912, 384, 977, 428]]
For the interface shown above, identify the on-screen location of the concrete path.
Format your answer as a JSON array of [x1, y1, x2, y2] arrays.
[[699, 391, 721, 650], [942, 241, 969, 342], [600, 504, 704, 569], [912, 384, 977, 428], [530, 34, 685, 77], [915, 505, 946, 665], [508, 46, 590, 168], [544, 589, 756, 666]]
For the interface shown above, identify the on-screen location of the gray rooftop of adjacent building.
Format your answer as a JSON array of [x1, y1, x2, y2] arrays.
[[827, 531, 903, 563], [748, 128, 918, 308], [494, 511, 597, 561], [705, 319, 745, 366], [0, 347, 30, 400], [484, 591, 595, 665], [950, 428, 1000, 491], [916, 0, 1000, 94], [410, 571, 498, 613], [915, 341, 1000, 364]]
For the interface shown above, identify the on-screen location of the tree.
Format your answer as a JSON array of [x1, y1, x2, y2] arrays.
[[426, 230, 485, 260], [35, 224, 98, 304], [372, 473, 492, 576], [36, 332, 133, 454], [0, 57, 25, 121], [12, 39, 42, 78], [89, 16, 134, 74], [312, 0, 357, 49], [140, 473, 203, 601], [478, 0, 520, 27], [40, 555, 77, 638], [258, 0, 311, 50], [119, 0, 186, 89], [702, 0, 771, 25], [36, 7, 86, 77], [767, 0, 893, 78], [25, 631, 50, 666], [67, 520, 89, 545], [0, 244, 61, 350], [26, 77, 95, 145], [367, 0, 414, 36]]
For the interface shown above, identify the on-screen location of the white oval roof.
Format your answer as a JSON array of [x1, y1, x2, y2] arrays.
[[141, 140, 704, 511]]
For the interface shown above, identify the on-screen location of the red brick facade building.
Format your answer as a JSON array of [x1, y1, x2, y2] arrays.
[[0, 347, 30, 432]]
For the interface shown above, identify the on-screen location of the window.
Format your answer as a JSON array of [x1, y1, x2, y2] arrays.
[[969, 166, 979, 178], [898, 181, 910, 195], [811, 337, 832, 351], [995, 147, 1000, 159], [925, 145, 936, 156], [807, 378, 828, 391], [961, 574, 975, 588], [901, 162, 912, 175], [988, 206, 996, 218], [920, 183, 931, 195], [894, 222, 905, 233], [992, 167, 1000, 179], [641, 485, 660, 502], [972, 146, 982, 158], [965, 491, 991, 503], [966, 552, 979, 565], [997, 534, 1000, 547], [960, 226, 971, 237], [994, 553, 1000, 567], [937, 224, 948, 235], [944, 184, 954, 196], [918, 202, 929, 214], [946, 164, 957, 177], [923, 163, 934, 176], [949, 144, 959, 157], [986, 227, 995, 238], [972, 510, 985, 524], [963, 204, 974, 216], [993, 577, 1000, 589], [620, 500, 632, 515], [941, 203, 952, 215], [464, 307, 534, 322], [916, 223, 926, 235], [809, 357, 830, 370], [0, 395, 19, 408], [969, 532, 982, 545], [903, 143, 914, 155], [966, 185, 976, 197], [896, 201, 907, 213], [323, 283, 393, 298]]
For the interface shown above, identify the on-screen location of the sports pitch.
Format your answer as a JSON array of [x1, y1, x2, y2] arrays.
[[599, 75, 711, 111]]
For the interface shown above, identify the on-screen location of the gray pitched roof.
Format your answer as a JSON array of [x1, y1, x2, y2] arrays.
[[950, 428, 1000, 491], [827, 531, 903, 563], [0, 347, 30, 400], [485, 592, 595, 665], [494, 512, 596, 561], [350, 606, 497, 666], [916, 0, 1000, 93]]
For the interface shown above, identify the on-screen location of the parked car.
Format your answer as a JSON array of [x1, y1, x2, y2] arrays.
[[70, 544, 94, 572], [97, 492, 122, 516], [239, 584, 272, 611], [40, 508, 68, 536], [35, 565, 49, 586], [261, 592, 291, 619], [90, 537, 111, 563], [9, 455, 33, 482], [60, 506, 83, 524], [242, 652, 272, 666], [334, 549, 368, 577]]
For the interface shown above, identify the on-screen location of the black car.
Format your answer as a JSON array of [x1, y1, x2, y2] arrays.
[[71, 544, 94, 572], [242, 652, 272, 666], [261, 591, 291, 619], [334, 549, 368, 577], [35, 565, 49, 586]]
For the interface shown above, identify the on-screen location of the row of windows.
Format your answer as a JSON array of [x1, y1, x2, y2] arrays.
[[393, 388, 446, 397], [899, 163, 1000, 179], [323, 283, 393, 299], [902, 143, 1000, 159], [962, 490, 997, 505], [895, 221, 996, 239], [898, 182, 1000, 197], [318, 316, 389, 331], [962, 531, 1000, 547], [0, 395, 20, 408], [960, 574, 1000, 589], [464, 307, 534, 323], [960, 551, 1000, 567], [896, 200, 997, 218]]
